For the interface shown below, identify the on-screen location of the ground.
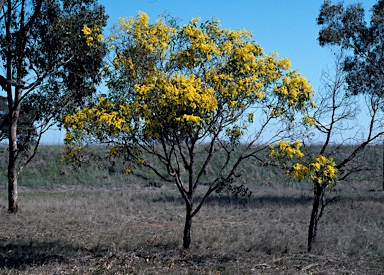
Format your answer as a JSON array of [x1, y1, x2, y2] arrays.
[[0, 180, 383, 274]]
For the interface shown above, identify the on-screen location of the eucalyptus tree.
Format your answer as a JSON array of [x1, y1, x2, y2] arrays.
[[317, 0, 384, 191], [0, 0, 108, 213], [317, 1, 384, 105]]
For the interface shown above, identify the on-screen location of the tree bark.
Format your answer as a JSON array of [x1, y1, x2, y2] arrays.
[[7, 84, 22, 213], [7, 135, 18, 213], [307, 183, 325, 252], [5, 0, 19, 213], [183, 203, 193, 249]]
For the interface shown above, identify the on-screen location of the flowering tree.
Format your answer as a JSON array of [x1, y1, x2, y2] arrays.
[[64, 12, 314, 249], [268, 140, 338, 252], [268, 56, 384, 252]]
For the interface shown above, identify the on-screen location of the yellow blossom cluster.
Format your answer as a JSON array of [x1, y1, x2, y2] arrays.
[[82, 25, 103, 47], [308, 155, 338, 184], [180, 17, 221, 61], [107, 12, 313, 119], [268, 140, 304, 159], [268, 140, 338, 186], [134, 73, 218, 138], [274, 71, 315, 109], [291, 163, 309, 180], [303, 114, 316, 126], [115, 12, 175, 55], [63, 96, 133, 143], [291, 154, 338, 186]]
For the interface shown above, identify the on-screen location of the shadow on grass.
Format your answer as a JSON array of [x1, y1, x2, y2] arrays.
[[0, 239, 119, 270], [152, 193, 314, 207], [152, 192, 384, 208], [0, 239, 238, 273], [0, 240, 75, 269]]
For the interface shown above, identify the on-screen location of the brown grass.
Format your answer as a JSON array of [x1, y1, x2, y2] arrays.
[[0, 179, 383, 274]]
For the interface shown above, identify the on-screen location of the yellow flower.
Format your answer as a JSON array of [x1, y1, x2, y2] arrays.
[[138, 158, 145, 164], [303, 114, 316, 126], [324, 165, 337, 178], [291, 163, 309, 180], [64, 132, 74, 142], [310, 162, 321, 172], [125, 167, 132, 174], [82, 25, 92, 36]]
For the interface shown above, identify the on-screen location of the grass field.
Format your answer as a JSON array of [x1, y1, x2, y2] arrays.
[[0, 146, 383, 274]]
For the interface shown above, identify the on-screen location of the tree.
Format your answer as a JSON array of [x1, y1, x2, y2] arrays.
[[63, 12, 314, 249], [318, 0, 384, 191], [317, 1, 384, 108], [268, 55, 384, 252], [0, 0, 108, 213]]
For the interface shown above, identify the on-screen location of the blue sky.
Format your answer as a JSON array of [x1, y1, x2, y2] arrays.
[[43, 0, 377, 144]]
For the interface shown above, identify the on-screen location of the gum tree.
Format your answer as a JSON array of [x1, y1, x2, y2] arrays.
[[318, 1, 384, 190], [0, 0, 108, 213], [317, 0, 384, 99], [63, 12, 314, 249]]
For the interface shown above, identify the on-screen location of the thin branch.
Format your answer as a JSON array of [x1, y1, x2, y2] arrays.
[[336, 101, 384, 169], [17, 120, 54, 176], [193, 128, 221, 190], [0, 0, 5, 11], [19, 0, 43, 38], [338, 167, 371, 181]]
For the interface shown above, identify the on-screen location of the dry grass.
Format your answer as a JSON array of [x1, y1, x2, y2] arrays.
[[0, 181, 383, 274], [0, 146, 383, 274]]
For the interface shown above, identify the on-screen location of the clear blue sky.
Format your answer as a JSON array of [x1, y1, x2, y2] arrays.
[[43, 0, 377, 144]]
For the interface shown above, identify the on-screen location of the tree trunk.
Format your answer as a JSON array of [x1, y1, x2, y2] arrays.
[[8, 109, 19, 213], [4, 0, 19, 214], [183, 203, 193, 249], [307, 183, 325, 252]]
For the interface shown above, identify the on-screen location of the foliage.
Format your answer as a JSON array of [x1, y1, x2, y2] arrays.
[[64, 12, 314, 248], [318, 0, 384, 101], [3, 0, 108, 122], [0, 0, 108, 213], [65, 12, 313, 146], [0, 0, 107, 150]]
